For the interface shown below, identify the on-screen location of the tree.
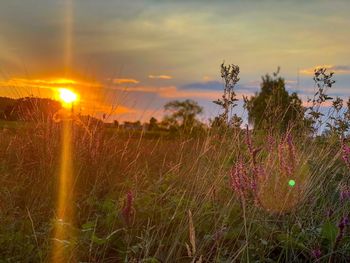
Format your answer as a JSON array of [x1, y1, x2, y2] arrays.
[[244, 68, 305, 132], [149, 117, 159, 131], [163, 99, 203, 133]]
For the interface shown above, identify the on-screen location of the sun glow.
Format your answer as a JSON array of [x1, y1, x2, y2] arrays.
[[55, 78, 77, 85], [58, 88, 78, 105]]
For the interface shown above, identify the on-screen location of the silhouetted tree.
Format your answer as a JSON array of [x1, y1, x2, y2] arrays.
[[244, 68, 305, 132], [149, 117, 159, 131]]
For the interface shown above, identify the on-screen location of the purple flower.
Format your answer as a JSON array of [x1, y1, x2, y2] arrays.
[[341, 140, 350, 169], [339, 183, 350, 202], [278, 133, 297, 177], [311, 248, 322, 259], [122, 190, 134, 226], [230, 158, 259, 201], [338, 215, 349, 229], [335, 215, 349, 248], [230, 159, 248, 198]]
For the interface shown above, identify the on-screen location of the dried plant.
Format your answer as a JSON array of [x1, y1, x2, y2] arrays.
[[213, 62, 241, 127]]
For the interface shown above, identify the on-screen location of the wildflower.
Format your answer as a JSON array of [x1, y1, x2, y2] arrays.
[[338, 183, 350, 202], [334, 215, 349, 248], [230, 156, 262, 202], [230, 159, 248, 199], [341, 140, 350, 169], [311, 247, 322, 259], [121, 190, 134, 226], [277, 133, 297, 177]]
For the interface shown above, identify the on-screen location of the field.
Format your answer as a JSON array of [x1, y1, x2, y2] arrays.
[[2, 0, 350, 261], [1, 118, 349, 262]]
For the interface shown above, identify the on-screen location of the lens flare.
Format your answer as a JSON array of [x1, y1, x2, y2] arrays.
[[51, 119, 76, 262], [288, 179, 296, 187], [51, 0, 76, 261]]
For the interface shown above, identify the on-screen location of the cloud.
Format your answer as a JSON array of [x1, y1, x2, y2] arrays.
[[180, 81, 223, 90], [112, 78, 140, 84], [300, 65, 350, 75], [0, 77, 101, 90], [148, 75, 173, 80], [180, 80, 262, 94], [83, 103, 135, 116], [110, 84, 253, 100]]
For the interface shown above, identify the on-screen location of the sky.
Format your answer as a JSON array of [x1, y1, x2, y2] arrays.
[[1, 0, 350, 123]]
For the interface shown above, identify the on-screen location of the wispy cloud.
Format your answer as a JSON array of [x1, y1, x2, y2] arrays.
[[300, 65, 350, 75], [148, 75, 173, 80], [112, 78, 140, 84], [180, 81, 223, 90], [181, 80, 263, 94], [84, 103, 135, 116], [110, 84, 252, 100], [0, 77, 101, 90]]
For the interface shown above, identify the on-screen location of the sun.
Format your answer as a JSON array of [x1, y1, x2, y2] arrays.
[[58, 88, 78, 105]]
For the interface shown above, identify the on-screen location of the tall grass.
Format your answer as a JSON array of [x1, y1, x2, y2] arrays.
[[0, 116, 349, 262]]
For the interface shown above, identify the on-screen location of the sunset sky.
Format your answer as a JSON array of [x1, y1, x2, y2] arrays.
[[1, 0, 350, 122]]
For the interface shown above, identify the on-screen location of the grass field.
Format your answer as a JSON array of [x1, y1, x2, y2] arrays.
[[1, 119, 349, 262]]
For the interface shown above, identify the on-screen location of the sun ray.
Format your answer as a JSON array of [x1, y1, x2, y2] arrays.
[[51, 119, 76, 262]]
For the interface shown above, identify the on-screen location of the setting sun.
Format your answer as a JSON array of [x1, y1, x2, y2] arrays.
[[58, 88, 78, 104]]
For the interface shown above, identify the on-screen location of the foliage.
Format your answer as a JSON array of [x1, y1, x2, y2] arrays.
[[306, 68, 336, 133], [244, 68, 306, 132]]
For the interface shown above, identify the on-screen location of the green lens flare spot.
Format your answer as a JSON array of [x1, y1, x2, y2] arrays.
[[288, 179, 296, 187]]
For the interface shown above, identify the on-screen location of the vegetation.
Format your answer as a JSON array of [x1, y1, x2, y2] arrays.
[[244, 68, 305, 132], [212, 62, 242, 128], [1, 65, 350, 262]]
